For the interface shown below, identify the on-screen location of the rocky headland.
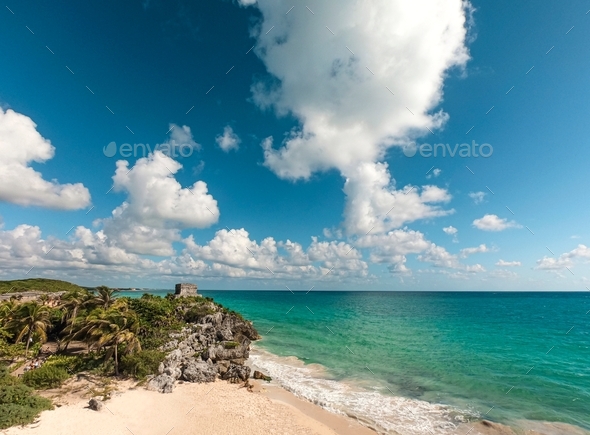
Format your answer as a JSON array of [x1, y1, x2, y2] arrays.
[[148, 303, 261, 393]]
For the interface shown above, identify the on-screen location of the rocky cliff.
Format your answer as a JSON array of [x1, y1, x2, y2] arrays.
[[147, 308, 260, 393]]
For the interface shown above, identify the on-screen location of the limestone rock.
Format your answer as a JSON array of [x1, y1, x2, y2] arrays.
[[150, 301, 259, 393], [88, 398, 103, 411], [215, 360, 230, 375], [221, 364, 251, 383], [217, 327, 233, 341], [253, 370, 272, 382], [182, 361, 217, 383], [147, 374, 176, 393]]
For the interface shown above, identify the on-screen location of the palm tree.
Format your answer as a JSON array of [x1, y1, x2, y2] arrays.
[[92, 286, 119, 309], [8, 302, 52, 356], [0, 300, 18, 323], [59, 288, 92, 351], [83, 308, 141, 375], [60, 289, 92, 328], [0, 301, 18, 344]]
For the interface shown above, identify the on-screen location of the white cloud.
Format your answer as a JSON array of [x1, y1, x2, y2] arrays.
[[496, 259, 521, 267], [357, 228, 482, 274], [0, 108, 91, 209], [99, 150, 219, 256], [468, 191, 486, 204], [111, 151, 219, 229], [443, 225, 459, 243], [184, 228, 368, 279], [166, 124, 201, 153], [417, 244, 484, 273], [0, 224, 155, 274], [0, 223, 369, 282], [342, 162, 453, 235], [443, 226, 458, 235], [536, 245, 590, 271], [426, 168, 441, 179], [357, 228, 431, 273], [418, 244, 461, 269], [249, 0, 470, 235], [192, 160, 205, 175], [472, 214, 520, 232], [237, 0, 256, 6], [460, 244, 489, 258], [253, 0, 470, 178], [215, 125, 241, 152]]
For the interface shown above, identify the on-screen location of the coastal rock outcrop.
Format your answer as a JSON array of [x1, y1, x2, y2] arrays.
[[148, 374, 176, 393], [182, 361, 217, 383], [253, 370, 272, 382], [150, 308, 259, 393], [220, 363, 251, 383], [88, 398, 103, 411]]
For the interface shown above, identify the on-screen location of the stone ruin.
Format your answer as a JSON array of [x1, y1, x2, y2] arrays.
[[174, 283, 198, 298]]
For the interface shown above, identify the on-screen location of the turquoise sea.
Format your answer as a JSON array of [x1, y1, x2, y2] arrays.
[[122, 290, 590, 434]]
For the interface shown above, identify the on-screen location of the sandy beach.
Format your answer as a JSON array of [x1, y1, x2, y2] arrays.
[[3, 376, 590, 435], [2, 378, 376, 435]]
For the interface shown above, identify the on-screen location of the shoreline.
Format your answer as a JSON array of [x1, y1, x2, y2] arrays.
[[247, 345, 590, 435], [3, 350, 589, 435]]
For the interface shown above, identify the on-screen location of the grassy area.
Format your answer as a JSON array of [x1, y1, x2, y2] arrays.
[[0, 365, 53, 429], [0, 278, 86, 295]]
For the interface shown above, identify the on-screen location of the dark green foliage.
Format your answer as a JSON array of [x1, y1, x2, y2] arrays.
[[0, 339, 25, 360], [184, 305, 216, 323], [42, 355, 85, 373], [223, 341, 239, 349], [0, 366, 53, 429], [0, 279, 84, 295], [120, 350, 166, 379], [127, 295, 183, 349], [22, 365, 70, 390], [127, 294, 221, 350]]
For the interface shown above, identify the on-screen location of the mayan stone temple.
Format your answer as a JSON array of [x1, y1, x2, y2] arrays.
[[174, 282, 198, 298]]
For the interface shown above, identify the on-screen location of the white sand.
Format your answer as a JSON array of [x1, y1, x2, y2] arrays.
[[3, 379, 376, 435]]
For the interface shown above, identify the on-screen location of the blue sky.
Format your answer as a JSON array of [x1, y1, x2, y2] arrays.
[[0, 0, 589, 290]]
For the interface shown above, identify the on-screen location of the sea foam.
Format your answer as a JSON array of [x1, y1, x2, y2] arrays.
[[250, 347, 477, 435]]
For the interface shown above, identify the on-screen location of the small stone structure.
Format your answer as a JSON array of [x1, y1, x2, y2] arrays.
[[174, 283, 198, 298]]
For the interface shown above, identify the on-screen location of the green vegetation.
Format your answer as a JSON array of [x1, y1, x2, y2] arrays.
[[0, 366, 52, 429], [1, 283, 231, 375], [0, 279, 246, 429], [0, 278, 85, 295], [223, 341, 239, 349], [42, 355, 89, 374], [120, 350, 166, 379], [22, 365, 70, 390], [127, 293, 219, 349], [184, 304, 216, 322], [7, 302, 52, 356]]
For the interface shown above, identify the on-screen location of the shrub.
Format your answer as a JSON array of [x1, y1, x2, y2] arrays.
[[120, 350, 166, 379], [22, 365, 70, 390], [223, 341, 239, 349], [184, 305, 215, 323], [42, 355, 84, 374], [0, 365, 52, 429], [0, 340, 25, 360]]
